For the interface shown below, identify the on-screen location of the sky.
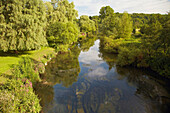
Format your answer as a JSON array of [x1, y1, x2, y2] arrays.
[[44, 0, 170, 16]]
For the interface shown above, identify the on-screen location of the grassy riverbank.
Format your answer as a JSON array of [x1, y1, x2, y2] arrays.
[[0, 47, 55, 75], [0, 47, 56, 112]]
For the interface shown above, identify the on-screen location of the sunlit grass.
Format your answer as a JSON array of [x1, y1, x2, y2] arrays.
[[0, 47, 55, 75]]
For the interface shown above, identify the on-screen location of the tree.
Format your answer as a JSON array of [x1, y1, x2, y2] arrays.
[[79, 15, 96, 33], [48, 0, 78, 24], [90, 16, 100, 34], [44, 2, 54, 25], [47, 21, 79, 51], [116, 12, 133, 38], [99, 6, 116, 36], [46, 0, 79, 52], [159, 13, 170, 55], [99, 6, 114, 20], [0, 0, 48, 52]]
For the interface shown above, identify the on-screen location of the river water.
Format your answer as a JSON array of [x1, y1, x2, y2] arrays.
[[35, 39, 170, 113]]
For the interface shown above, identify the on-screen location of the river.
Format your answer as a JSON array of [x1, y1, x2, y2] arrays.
[[35, 39, 170, 113]]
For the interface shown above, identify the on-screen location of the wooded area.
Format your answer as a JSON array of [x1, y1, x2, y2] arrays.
[[0, 0, 169, 112]]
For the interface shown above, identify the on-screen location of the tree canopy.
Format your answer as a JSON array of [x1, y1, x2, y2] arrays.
[[0, 0, 48, 52], [79, 15, 96, 33]]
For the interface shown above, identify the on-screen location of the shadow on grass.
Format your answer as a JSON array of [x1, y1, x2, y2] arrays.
[[0, 50, 32, 57]]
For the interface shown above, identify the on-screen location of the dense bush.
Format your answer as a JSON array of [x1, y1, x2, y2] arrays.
[[0, 79, 41, 113], [117, 46, 149, 67], [11, 57, 40, 84], [148, 54, 170, 77], [100, 36, 141, 53]]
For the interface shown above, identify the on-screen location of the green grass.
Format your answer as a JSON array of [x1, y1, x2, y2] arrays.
[[0, 47, 55, 75]]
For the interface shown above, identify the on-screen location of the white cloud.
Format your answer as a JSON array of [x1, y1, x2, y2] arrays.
[[72, 0, 170, 16], [43, 0, 170, 15], [88, 67, 108, 77]]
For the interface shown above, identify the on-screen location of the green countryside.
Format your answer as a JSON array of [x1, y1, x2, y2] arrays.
[[0, 0, 169, 112]]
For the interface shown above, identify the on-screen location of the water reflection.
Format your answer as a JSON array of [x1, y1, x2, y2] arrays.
[[42, 46, 81, 87], [79, 36, 97, 52], [35, 38, 170, 113]]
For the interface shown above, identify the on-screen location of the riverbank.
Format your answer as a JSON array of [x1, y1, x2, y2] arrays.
[[0, 47, 56, 75], [36, 39, 170, 113], [100, 35, 170, 78], [0, 47, 57, 112]]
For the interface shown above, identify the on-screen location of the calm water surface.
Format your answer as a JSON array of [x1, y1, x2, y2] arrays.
[[35, 39, 170, 113]]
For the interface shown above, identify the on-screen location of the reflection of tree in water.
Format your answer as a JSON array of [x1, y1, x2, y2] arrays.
[[99, 43, 170, 113], [34, 83, 54, 111], [80, 81, 122, 113], [116, 66, 170, 113], [99, 45, 117, 70], [79, 36, 97, 52], [42, 46, 81, 87], [47, 78, 123, 113]]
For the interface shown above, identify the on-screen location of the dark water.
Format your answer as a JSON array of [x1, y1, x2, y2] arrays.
[[35, 38, 170, 113]]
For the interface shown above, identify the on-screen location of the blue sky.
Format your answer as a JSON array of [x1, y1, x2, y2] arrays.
[[43, 0, 170, 16]]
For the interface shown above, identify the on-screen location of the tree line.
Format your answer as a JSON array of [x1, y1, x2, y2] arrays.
[[94, 6, 169, 77], [0, 0, 96, 52], [0, 0, 169, 77]]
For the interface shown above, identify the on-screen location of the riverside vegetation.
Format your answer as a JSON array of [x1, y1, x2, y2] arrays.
[[0, 0, 169, 112]]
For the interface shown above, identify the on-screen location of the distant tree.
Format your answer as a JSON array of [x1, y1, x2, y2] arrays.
[[99, 6, 114, 20], [99, 6, 116, 36], [0, 0, 48, 52], [160, 13, 170, 54], [47, 22, 78, 46], [90, 16, 100, 34], [48, 0, 78, 24], [116, 12, 133, 38], [79, 15, 96, 33], [141, 16, 163, 57]]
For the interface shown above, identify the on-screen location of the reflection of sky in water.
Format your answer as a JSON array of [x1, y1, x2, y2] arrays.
[[79, 39, 109, 78], [79, 40, 104, 65], [39, 39, 169, 113], [88, 67, 108, 77]]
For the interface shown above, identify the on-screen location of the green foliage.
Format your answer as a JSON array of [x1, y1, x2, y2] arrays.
[[90, 16, 100, 34], [0, 79, 41, 113], [11, 57, 40, 84], [99, 8, 169, 77], [100, 15, 116, 36], [99, 7, 133, 38], [47, 21, 79, 52], [43, 46, 81, 87], [116, 12, 133, 38], [117, 46, 148, 67], [79, 35, 97, 52], [79, 15, 96, 33], [47, 0, 78, 24], [99, 6, 114, 20], [100, 36, 140, 53], [0, 0, 48, 52], [99, 6, 116, 36]]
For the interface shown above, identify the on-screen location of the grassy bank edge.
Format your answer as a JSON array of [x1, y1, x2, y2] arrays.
[[0, 47, 57, 84]]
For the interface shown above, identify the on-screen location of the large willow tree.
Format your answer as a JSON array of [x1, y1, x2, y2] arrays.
[[0, 0, 48, 52]]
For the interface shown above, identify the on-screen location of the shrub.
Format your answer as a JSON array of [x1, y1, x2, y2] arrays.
[[149, 55, 170, 77], [0, 79, 41, 113], [11, 57, 40, 84], [117, 46, 149, 67]]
